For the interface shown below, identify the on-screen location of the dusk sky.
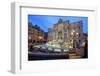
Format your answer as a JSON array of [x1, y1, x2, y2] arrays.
[[28, 15, 88, 33]]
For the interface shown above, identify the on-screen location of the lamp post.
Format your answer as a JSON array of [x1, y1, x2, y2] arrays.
[[71, 30, 75, 48], [71, 31, 79, 47], [75, 32, 79, 48]]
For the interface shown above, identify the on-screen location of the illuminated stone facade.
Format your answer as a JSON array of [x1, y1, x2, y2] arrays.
[[48, 19, 83, 48]]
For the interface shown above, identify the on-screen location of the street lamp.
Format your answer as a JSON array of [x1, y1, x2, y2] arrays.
[[76, 32, 79, 37], [71, 30, 75, 48]]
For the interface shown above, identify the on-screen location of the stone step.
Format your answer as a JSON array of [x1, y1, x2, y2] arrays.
[[69, 55, 81, 59], [69, 53, 77, 56]]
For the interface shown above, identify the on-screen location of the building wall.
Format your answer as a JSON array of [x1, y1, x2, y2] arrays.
[[48, 19, 83, 48], [28, 22, 46, 45]]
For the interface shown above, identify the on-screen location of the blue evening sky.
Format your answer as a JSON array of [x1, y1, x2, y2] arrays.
[[28, 15, 88, 33]]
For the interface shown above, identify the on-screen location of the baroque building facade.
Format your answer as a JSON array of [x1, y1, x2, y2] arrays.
[[28, 22, 47, 45], [48, 19, 83, 48]]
